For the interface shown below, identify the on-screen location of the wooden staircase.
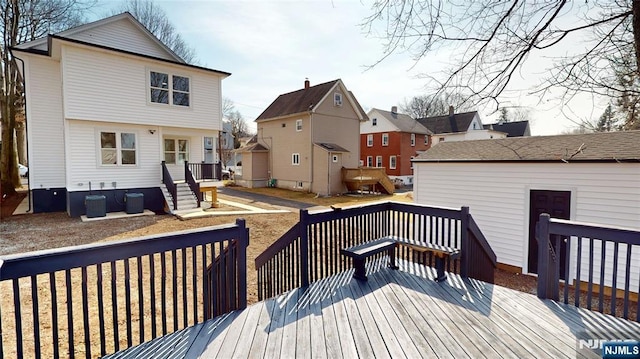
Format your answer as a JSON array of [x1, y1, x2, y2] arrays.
[[342, 167, 395, 194], [161, 182, 201, 215]]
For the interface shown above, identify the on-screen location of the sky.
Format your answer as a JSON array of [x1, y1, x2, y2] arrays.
[[90, 0, 610, 135]]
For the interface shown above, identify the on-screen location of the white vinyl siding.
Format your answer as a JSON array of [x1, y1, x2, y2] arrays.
[[62, 45, 222, 130], [413, 162, 640, 282], [24, 56, 66, 188], [65, 17, 178, 60]]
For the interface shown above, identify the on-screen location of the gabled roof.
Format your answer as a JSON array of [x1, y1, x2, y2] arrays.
[[417, 111, 478, 134], [11, 12, 231, 77], [371, 108, 432, 135], [256, 79, 366, 121], [413, 131, 640, 163], [484, 120, 531, 137]]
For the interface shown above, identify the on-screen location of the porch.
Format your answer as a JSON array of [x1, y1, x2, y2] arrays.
[[103, 260, 639, 358]]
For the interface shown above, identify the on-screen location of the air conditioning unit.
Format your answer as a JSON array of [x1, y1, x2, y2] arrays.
[[125, 193, 144, 214], [85, 195, 106, 218]]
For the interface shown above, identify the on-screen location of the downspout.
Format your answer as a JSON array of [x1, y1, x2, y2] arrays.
[[10, 51, 31, 212], [309, 111, 314, 193]]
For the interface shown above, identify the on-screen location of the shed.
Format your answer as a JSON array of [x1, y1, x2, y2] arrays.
[[412, 131, 640, 279]]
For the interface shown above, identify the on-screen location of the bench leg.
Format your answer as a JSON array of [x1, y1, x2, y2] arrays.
[[434, 256, 447, 282], [388, 247, 399, 270], [353, 258, 368, 281]]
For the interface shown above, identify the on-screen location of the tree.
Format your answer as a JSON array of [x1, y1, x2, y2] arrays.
[[114, 0, 195, 63], [400, 92, 472, 119], [363, 1, 639, 115], [496, 107, 532, 123], [595, 104, 617, 132], [227, 110, 250, 149], [1, 0, 90, 196]]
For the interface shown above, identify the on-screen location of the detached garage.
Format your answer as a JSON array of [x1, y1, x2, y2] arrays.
[[412, 131, 640, 275]]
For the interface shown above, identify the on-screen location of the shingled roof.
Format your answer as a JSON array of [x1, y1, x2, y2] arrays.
[[255, 80, 342, 121], [484, 120, 531, 137], [373, 109, 432, 135], [416, 111, 478, 134], [414, 131, 640, 162]]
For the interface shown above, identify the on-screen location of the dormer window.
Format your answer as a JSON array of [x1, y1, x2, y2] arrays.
[[372, 118, 377, 126], [334, 92, 343, 107]]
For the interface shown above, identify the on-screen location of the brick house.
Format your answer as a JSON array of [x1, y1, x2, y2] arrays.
[[360, 107, 432, 185]]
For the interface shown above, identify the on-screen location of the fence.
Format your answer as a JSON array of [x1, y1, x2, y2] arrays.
[[0, 220, 248, 359], [255, 201, 496, 300], [536, 214, 640, 321]]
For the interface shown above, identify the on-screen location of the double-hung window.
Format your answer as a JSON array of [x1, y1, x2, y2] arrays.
[[410, 133, 416, 146], [382, 133, 389, 146], [296, 119, 303, 131], [292, 153, 300, 165], [164, 138, 189, 164], [425, 135, 429, 145], [367, 134, 373, 147], [367, 156, 373, 167], [390, 156, 397, 169], [376, 156, 383, 167], [100, 131, 136, 166], [150, 71, 190, 107]]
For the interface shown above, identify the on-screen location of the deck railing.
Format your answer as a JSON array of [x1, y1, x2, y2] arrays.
[[161, 161, 177, 210], [187, 162, 221, 181], [0, 220, 249, 359], [255, 201, 497, 300], [536, 214, 640, 321], [184, 162, 202, 205]]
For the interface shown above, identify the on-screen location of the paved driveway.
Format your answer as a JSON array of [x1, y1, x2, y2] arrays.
[[218, 187, 313, 210]]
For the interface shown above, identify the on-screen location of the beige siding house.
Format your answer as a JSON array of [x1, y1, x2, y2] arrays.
[[412, 131, 640, 291], [237, 79, 367, 195]]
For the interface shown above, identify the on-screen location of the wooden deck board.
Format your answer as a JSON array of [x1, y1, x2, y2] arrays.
[[108, 260, 640, 358]]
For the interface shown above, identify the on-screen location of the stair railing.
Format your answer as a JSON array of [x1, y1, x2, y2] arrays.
[[161, 161, 177, 210]]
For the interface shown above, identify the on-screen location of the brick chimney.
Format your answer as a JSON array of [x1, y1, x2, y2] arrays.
[[304, 78, 310, 89], [391, 106, 398, 114]]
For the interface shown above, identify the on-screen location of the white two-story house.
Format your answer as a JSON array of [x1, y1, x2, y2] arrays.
[[12, 12, 230, 217]]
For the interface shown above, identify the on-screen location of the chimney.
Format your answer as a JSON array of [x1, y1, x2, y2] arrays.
[[448, 105, 458, 132], [391, 106, 397, 114], [304, 78, 310, 89], [449, 105, 454, 116]]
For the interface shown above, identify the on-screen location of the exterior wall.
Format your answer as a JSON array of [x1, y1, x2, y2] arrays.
[[62, 45, 222, 130], [22, 55, 66, 190], [257, 114, 312, 187], [413, 162, 640, 288], [433, 130, 506, 143], [66, 18, 178, 60], [361, 109, 398, 133], [361, 131, 430, 178]]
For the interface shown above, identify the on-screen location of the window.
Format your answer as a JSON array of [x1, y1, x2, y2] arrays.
[[410, 156, 415, 169], [164, 138, 189, 164], [296, 119, 302, 131], [410, 133, 416, 146], [439, 137, 445, 142], [334, 92, 343, 106], [372, 118, 377, 126], [382, 133, 389, 146], [149, 71, 190, 107], [292, 153, 300, 165], [359, 159, 364, 166], [389, 156, 396, 169], [332, 155, 338, 163], [296, 181, 303, 188], [367, 156, 373, 167], [424, 135, 429, 145], [100, 131, 136, 166], [367, 134, 373, 147], [376, 156, 383, 168]]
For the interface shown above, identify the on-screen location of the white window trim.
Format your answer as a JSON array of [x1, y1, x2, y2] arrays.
[[425, 135, 429, 145], [292, 153, 300, 165], [296, 119, 303, 132], [382, 133, 389, 147], [410, 133, 416, 147], [334, 92, 343, 106], [97, 130, 138, 167], [148, 69, 191, 108], [332, 155, 339, 163], [376, 155, 383, 168], [367, 134, 373, 147], [367, 156, 373, 167], [163, 137, 190, 165], [390, 156, 397, 169]]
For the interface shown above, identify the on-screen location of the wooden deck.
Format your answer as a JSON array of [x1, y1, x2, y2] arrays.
[[105, 260, 640, 358]]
